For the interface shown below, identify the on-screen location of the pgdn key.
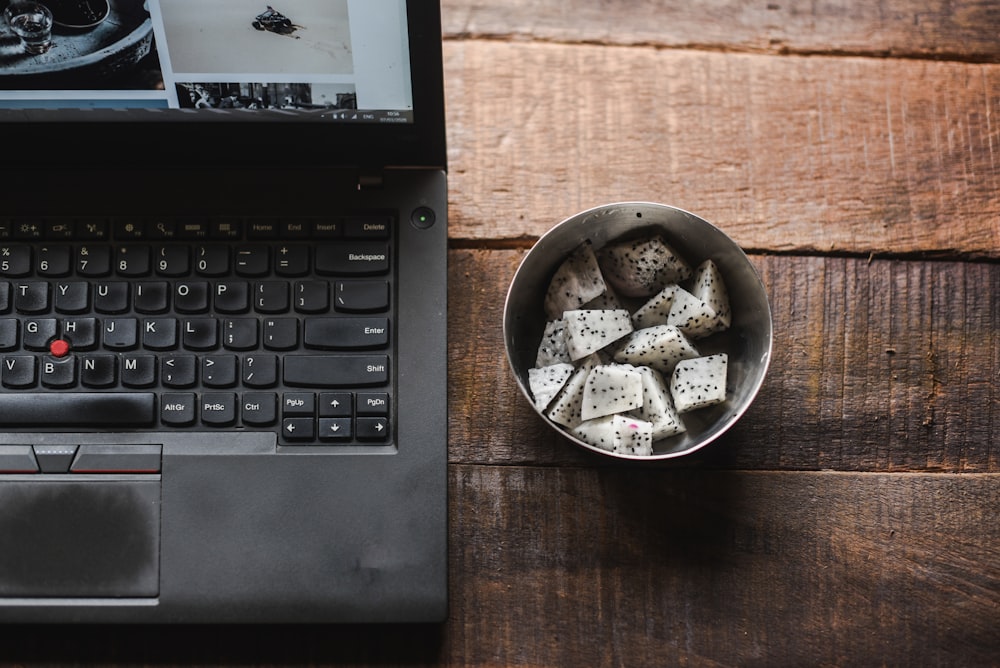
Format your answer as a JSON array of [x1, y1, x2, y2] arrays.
[[283, 355, 389, 388]]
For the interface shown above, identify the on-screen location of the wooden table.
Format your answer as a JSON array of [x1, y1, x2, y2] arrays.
[[3, 1, 998, 665]]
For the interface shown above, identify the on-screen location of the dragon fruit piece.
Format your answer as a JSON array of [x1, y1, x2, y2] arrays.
[[613, 324, 700, 374], [691, 259, 731, 331], [547, 354, 601, 428], [535, 318, 570, 367], [528, 362, 575, 411], [669, 353, 729, 414], [666, 286, 723, 339], [596, 235, 693, 298], [630, 366, 686, 440], [582, 281, 624, 311], [631, 284, 680, 328], [563, 309, 634, 360], [572, 414, 653, 455], [580, 363, 644, 421], [614, 416, 654, 456], [544, 240, 607, 319]]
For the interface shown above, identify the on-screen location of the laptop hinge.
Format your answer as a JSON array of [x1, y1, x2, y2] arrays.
[[357, 169, 384, 190]]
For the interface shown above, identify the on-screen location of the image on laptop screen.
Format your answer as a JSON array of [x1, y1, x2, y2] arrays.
[[0, 0, 413, 123]]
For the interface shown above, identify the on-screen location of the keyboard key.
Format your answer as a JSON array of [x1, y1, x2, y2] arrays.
[[282, 392, 314, 416], [80, 354, 117, 388], [315, 242, 389, 276], [201, 392, 237, 426], [196, 245, 230, 277], [155, 245, 190, 277], [236, 246, 270, 277], [318, 392, 352, 417], [54, 282, 90, 314], [356, 417, 390, 440], [318, 418, 352, 441], [1, 355, 35, 388], [174, 282, 210, 313], [162, 392, 197, 426], [103, 318, 138, 349], [262, 318, 297, 350], [121, 354, 156, 388], [62, 318, 98, 350], [222, 318, 258, 350], [161, 354, 197, 388], [357, 393, 390, 416], [182, 318, 218, 350], [275, 245, 310, 276], [142, 318, 178, 350], [94, 281, 129, 313], [76, 245, 112, 276], [345, 215, 391, 239], [304, 317, 389, 349], [282, 417, 314, 440], [215, 282, 250, 313], [116, 245, 151, 276], [37, 245, 71, 277], [14, 282, 49, 314], [283, 355, 388, 388], [134, 282, 169, 314], [254, 282, 289, 313], [0, 245, 31, 277], [0, 392, 155, 425], [23, 318, 57, 350], [202, 355, 237, 388], [40, 356, 76, 388], [294, 281, 328, 313], [0, 319, 17, 350], [242, 354, 277, 388], [334, 280, 389, 312], [242, 392, 277, 426]]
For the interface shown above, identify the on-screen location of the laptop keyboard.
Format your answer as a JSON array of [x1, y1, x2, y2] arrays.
[[0, 216, 394, 447]]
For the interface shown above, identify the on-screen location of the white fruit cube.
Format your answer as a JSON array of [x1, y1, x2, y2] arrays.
[[669, 353, 728, 414]]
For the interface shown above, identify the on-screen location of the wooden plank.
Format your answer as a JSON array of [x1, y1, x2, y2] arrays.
[[443, 41, 1000, 257], [445, 468, 1000, 667], [442, 0, 1000, 61], [449, 249, 1000, 471], [3, 470, 995, 666]]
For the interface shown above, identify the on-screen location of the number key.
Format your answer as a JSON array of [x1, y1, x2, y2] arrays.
[[37, 246, 71, 277], [116, 245, 151, 276], [0, 245, 31, 277], [77, 245, 112, 276]]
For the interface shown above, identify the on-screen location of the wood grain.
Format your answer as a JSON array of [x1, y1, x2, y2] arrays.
[[2, 470, 996, 667], [442, 0, 1000, 62], [443, 41, 1000, 257], [449, 249, 1000, 471]]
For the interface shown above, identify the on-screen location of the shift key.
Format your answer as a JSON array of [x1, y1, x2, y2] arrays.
[[283, 355, 388, 388]]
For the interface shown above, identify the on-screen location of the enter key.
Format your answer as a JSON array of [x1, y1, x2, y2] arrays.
[[304, 317, 389, 350]]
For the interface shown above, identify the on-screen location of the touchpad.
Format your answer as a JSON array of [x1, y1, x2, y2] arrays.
[[0, 480, 160, 598]]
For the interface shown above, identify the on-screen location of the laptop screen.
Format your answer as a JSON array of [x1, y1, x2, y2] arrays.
[[0, 0, 445, 168]]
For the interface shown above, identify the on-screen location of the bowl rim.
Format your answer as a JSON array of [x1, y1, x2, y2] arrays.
[[503, 201, 773, 461]]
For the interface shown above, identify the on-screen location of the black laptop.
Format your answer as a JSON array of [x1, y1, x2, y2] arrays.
[[0, 0, 448, 623]]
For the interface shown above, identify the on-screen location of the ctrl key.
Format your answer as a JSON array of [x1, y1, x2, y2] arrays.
[[0, 445, 40, 473]]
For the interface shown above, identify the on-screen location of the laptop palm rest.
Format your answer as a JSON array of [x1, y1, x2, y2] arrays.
[[0, 479, 160, 598]]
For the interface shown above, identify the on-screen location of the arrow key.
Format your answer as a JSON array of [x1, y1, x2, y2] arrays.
[[282, 417, 314, 440], [319, 418, 352, 441], [319, 392, 352, 417], [357, 417, 389, 441]]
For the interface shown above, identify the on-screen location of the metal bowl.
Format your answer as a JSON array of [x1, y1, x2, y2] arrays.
[[504, 202, 773, 460]]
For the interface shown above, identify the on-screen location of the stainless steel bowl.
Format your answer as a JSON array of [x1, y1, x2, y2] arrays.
[[503, 202, 773, 460]]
